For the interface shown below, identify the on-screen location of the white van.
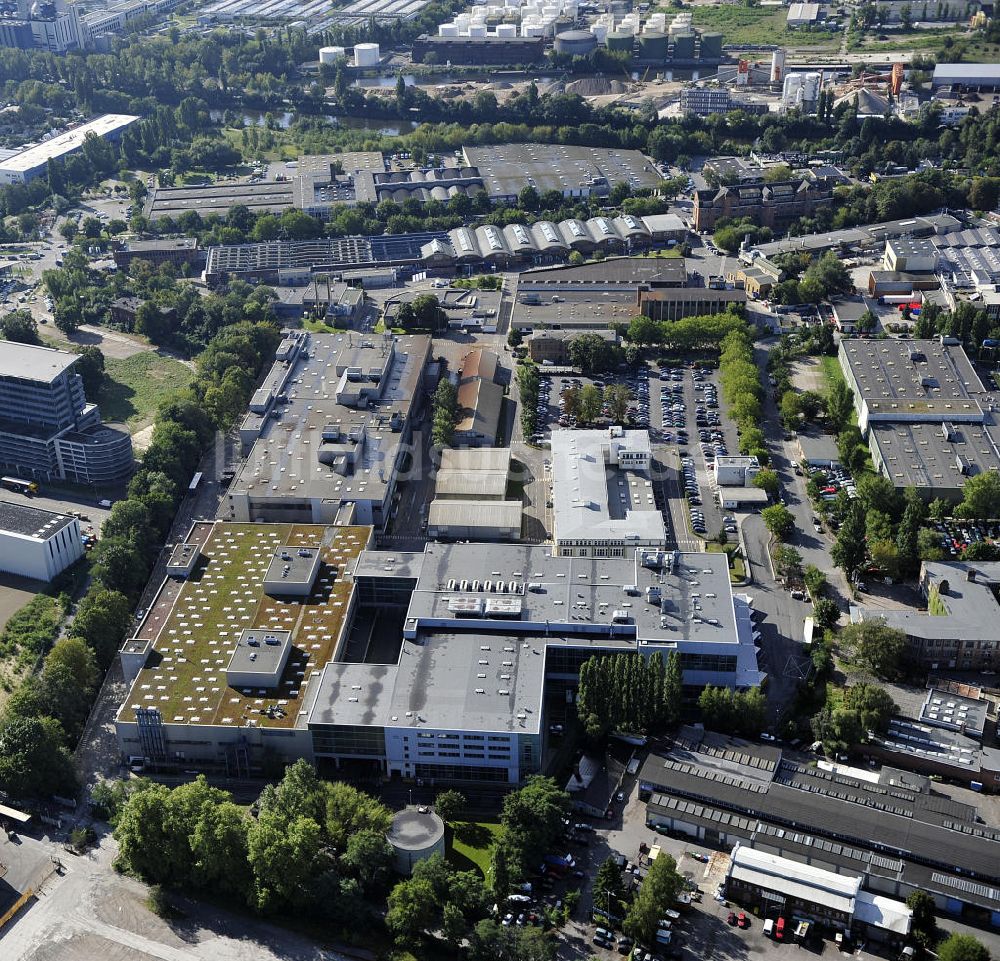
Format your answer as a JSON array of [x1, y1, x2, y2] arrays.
[[763, 919, 775, 938]]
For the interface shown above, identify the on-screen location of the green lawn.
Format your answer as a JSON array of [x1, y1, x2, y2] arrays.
[[99, 352, 191, 431], [449, 821, 502, 877], [818, 355, 845, 397], [686, 6, 838, 49], [707, 542, 747, 584]]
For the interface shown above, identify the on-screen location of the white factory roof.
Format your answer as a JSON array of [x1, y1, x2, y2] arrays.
[[854, 891, 912, 936], [550, 428, 665, 546], [0, 115, 139, 174], [933, 63, 1000, 84], [427, 499, 522, 531], [729, 844, 861, 914]]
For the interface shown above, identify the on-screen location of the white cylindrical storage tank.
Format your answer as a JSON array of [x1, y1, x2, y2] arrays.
[[354, 42, 380, 67], [387, 806, 446, 876], [802, 71, 819, 101], [438, 23, 459, 35], [770, 48, 786, 84], [319, 46, 346, 63], [496, 22, 517, 36], [591, 22, 608, 42], [468, 21, 487, 35]]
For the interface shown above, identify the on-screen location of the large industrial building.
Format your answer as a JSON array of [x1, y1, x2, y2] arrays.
[[203, 216, 669, 286], [550, 428, 666, 557], [227, 331, 431, 530], [0, 342, 133, 485], [0, 501, 83, 581], [838, 338, 1000, 500], [0, 114, 138, 185], [461, 143, 662, 202], [116, 524, 762, 782], [932, 64, 1000, 91], [641, 726, 1000, 926]]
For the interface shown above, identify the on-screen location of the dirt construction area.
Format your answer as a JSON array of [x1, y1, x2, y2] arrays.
[[0, 574, 42, 634]]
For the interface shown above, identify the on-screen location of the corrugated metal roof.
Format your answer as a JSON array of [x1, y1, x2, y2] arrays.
[[428, 499, 522, 530]]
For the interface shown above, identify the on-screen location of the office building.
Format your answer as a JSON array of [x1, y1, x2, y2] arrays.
[[693, 179, 833, 232], [117, 532, 762, 782], [641, 726, 1000, 925], [550, 428, 665, 557], [227, 331, 431, 529], [0, 114, 138, 185], [0, 500, 83, 581], [0, 342, 133, 484], [112, 237, 200, 270], [115, 521, 374, 776], [853, 560, 1000, 672], [725, 845, 912, 944]]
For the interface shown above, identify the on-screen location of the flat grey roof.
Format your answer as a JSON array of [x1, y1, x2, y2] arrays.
[[0, 114, 137, 173], [840, 338, 985, 414], [427, 499, 522, 530], [0, 500, 75, 540], [870, 419, 1000, 490], [933, 63, 1000, 84], [920, 687, 988, 738], [519, 256, 685, 287], [264, 545, 319, 586], [462, 143, 661, 199], [230, 332, 430, 507], [0, 342, 77, 383], [227, 628, 291, 677]]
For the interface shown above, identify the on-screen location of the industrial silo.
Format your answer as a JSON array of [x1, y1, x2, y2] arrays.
[[555, 28, 598, 55], [638, 31, 668, 62], [671, 31, 695, 61], [698, 31, 722, 61], [605, 29, 634, 53]]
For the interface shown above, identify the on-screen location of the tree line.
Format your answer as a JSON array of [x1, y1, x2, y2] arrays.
[[576, 652, 683, 741]]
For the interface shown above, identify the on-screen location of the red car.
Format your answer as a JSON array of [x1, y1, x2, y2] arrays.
[[727, 911, 737, 925], [775, 917, 786, 940], [738, 912, 749, 929]]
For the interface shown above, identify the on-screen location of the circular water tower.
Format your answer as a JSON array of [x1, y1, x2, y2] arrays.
[[387, 805, 446, 875]]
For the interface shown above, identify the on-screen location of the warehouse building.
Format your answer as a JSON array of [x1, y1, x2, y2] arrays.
[[428, 448, 521, 541], [0, 113, 138, 184], [227, 330, 431, 529], [461, 143, 662, 202], [453, 348, 504, 448], [932, 64, 1000, 90], [852, 560, 1000, 672], [551, 427, 665, 557], [725, 845, 912, 944], [0, 501, 83, 581], [642, 726, 1000, 925], [838, 339, 986, 433]]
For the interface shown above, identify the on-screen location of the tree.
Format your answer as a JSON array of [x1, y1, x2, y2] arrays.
[[489, 840, 511, 901], [753, 468, 780, 498], [432, 379, 458, 448], [857, 473, 900, 520], [71, 588, 132, 668], [624, 850, 683, 945], [594, 855, 625, 905], [956, 470, 1000, 519], [762, 503, 795, 540], [662, 652, 683, 729], [74, 345, 106, 399], [246, 810, 322, 913], [627, 314, 660, 346], [386, 877, 437, 942], [813, 597, 840, 630], [189, 800, 251, 896], [435, 789, 466, 824], [605, 384, 632, 424], [579, 383, 603, 424], [0, 715, 78, 798], [937, 933, 991, 961], [832, 503, 867, 579], [905, 890, 936, 948], [341, 828, 393, 892], [0, 310, 39, 345], [826, 378, 855, 433], [803, 564, 826, 597], [839, 619, 908, 679], [780, 390, 801, 425], [837, 426, 866, 474], [468, 920, 556, 961], [499, 777, 571, 876]]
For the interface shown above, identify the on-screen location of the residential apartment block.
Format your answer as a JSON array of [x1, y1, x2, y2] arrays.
[[692, 179, 833, 232]]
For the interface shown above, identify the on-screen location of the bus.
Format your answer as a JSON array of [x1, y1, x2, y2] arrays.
[[188, 471, 203, 493], [1, 476, 38, 495]]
